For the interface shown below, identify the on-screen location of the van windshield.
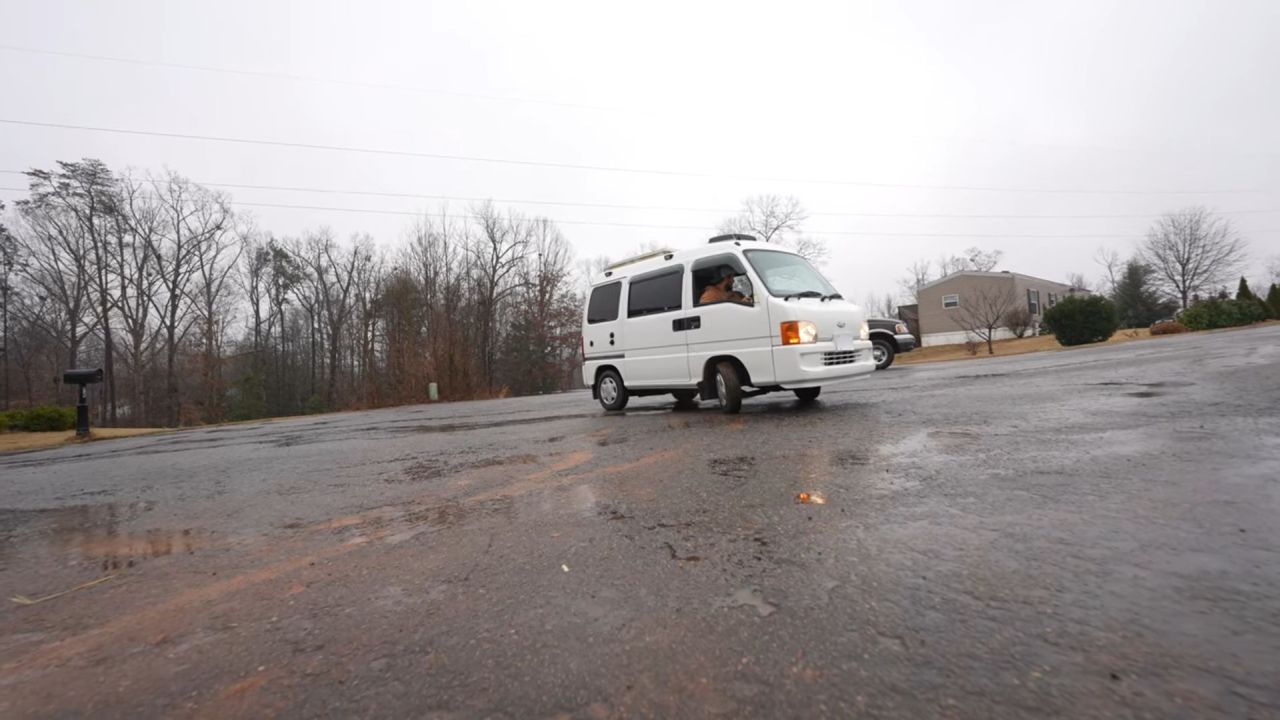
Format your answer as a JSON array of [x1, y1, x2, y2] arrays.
[[744, 250, 838, 298]]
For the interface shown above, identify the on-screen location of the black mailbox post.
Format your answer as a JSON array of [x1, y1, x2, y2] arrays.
[[62, 368, 103, 438]]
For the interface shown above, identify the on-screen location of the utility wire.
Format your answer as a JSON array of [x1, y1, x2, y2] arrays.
[[2, 187, 1247, 239], [2, 169, 1276, 220], [11, 43, 1280, 163], [0, 44, 621, 113], [2, 118, 1270, 195]]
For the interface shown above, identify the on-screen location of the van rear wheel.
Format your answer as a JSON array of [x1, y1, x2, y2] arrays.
[[597, 369, 629, 412], [713, 362, 743, 414], [794, 387, 821, 402]]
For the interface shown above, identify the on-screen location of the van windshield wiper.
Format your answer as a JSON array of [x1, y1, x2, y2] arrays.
[[782, 290, 824, 301], [821, 293, 843, 302]]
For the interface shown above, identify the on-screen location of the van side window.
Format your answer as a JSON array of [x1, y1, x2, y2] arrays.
[[627, 270, 684, 318], [587, 282, 622, 324]]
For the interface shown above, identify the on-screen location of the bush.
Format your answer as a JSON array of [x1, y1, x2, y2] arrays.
[[302, 394, 328, 415], [1043, 295, 1119, 347], [1150, 321, 1189, 335], [1004, 306, 1033, 338], [1178, 298, 1268, 330], [1, 406, 78, 432]]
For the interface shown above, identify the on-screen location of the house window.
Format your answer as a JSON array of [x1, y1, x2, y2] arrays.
[[1047, 292, 1057, 308], [1028, 289, 1041, 315], [942, 294, 959, 309]]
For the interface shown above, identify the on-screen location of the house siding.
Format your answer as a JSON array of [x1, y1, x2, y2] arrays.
[[917, 272, 1081, 347]]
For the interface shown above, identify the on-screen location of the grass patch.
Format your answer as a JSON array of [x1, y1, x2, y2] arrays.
[[899, 328, 1153, 365], [0, 427, 166, 454]]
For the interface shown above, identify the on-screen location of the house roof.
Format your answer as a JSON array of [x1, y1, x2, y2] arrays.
[[917, 270, 1082, 293]]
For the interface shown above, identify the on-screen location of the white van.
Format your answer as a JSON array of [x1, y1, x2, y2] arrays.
[[581, 234, 876, 413]]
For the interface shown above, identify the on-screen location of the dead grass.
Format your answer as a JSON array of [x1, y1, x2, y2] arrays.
[[898, 327, 1154, 365], [0, 427, 166, 454]]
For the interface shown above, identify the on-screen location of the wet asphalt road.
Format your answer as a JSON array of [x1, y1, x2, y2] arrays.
[[2, 325, 1278, 719]]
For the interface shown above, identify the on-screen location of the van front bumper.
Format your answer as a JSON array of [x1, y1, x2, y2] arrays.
[[772, 340, 877, 388]]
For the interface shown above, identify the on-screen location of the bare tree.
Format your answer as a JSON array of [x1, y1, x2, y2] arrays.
[[14, 183, 93, 378], [719, 194, 828, 263], [151, 172, 232, 426], [189, 212, 243, 422], [1094, 247, 1123, 295], [953, 282, 1019, 355], [1004, 306, 1033, 338], [304, 230, 372, 405], [963, 247, 1002, 272], [1141, 207, 1247, 309], [1066, 272, 1090, 292], [116, 172, 165, 424], [859, 292, 898, 319], [898, 258, 932, 304], [470, 202, 530, 390], [21, 161, 124, 423], [0, 200, 16, 409], [938, 247, 1002, 277]]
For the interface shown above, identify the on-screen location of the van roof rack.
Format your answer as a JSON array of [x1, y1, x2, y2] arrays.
[[708, 233, 758, 244], [604, 248, 676, 272]]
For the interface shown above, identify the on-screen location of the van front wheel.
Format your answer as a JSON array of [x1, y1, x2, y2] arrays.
[[713, 362, 743, 414], [597, 370, 629, 412]]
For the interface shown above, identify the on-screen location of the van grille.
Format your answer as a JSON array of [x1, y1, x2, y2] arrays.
[[822, 350, 863, 366]]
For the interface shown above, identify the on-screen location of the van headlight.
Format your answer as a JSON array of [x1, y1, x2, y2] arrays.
[[781, 321, 818, 345], [859, 321, 870, 341]]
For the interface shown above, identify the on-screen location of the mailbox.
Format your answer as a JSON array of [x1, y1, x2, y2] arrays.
[[62, 367, 103, 437], [63, 368, 104, 386]]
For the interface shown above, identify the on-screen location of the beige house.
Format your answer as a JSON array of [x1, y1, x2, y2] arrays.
[[917, 271, 1085, 347]]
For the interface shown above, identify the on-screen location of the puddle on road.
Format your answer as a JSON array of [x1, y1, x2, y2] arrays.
[[717, 587, 778, 617], [0, 503, 207, 570], [877, 429, 980, 458]]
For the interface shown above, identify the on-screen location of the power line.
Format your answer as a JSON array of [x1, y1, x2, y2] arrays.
[[2, 118, 1271, 196], [11, 44, 1280, 164], [9, 186, 1249, 239], [0, 44, 621, 113], [3, 169, 1277, 220], [219, 201, 1280, 238]]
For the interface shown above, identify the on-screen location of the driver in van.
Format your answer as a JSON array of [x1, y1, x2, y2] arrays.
[[699, 265, 752, 306]]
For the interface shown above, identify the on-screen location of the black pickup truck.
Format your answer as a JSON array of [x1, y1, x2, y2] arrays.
[[867, 318, 916, 370]]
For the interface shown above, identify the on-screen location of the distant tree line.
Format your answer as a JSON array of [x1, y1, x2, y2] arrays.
[[1096, 207, 1272, 328], [0, 159, 582, 425], [892, 207, 1273, 334]]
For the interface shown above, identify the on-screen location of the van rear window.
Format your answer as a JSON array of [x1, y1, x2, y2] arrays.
[[627, 270, 683, 318], [587, 282, 622, 324]]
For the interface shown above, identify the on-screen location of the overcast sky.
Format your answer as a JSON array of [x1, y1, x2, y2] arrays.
[[2, 0, 1278, 301]]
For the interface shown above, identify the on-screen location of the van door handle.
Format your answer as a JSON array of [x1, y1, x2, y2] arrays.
[[672, 316, 701, 332]]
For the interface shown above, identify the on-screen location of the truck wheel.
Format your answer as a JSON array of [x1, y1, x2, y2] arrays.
[[713, 362, 743, 414], [672, 390, 698, 409], [597, 369, 629, 411], [872, 339, 895, 370], [794, 387, 821, 402]]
